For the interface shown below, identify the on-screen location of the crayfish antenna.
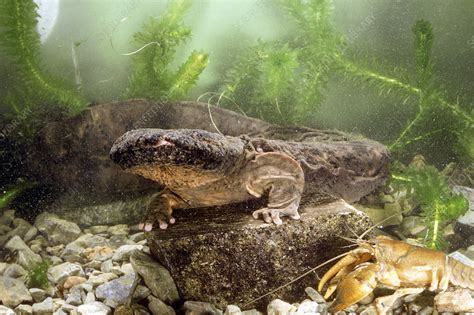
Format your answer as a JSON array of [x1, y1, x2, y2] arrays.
[[336, 234, 358, 244], [357, 210, 409, 241]]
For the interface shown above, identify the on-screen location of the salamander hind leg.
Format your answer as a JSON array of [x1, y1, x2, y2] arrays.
[[141, 190, 188, 231], [245, 152, 305, 225]]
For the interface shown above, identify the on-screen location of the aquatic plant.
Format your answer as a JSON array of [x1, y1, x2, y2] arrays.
[[26, 260, 50, 289], [126, 0, 209, 101], [0, 179, 33, 210], [391, 164, 468, 250], [336, 19, 473, 164], [220, 0, 342, 125], [0, 0, 87, 116], [221, 1, 472, 164]]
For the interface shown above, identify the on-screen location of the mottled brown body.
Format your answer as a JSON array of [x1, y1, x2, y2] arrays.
[[318, 236, 474, 313], [110, 128, 389, 230]]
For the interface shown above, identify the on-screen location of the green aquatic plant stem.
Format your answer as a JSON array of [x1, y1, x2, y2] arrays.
[[389, 104, 425, 151], [0, 186, 22, 209], [335, 54, 473, 154], [126, 0, 207, 101], [168, 51, 209, 100], [0, 180, 32, 209], [0, 0, 86, 115], [336, 55, 419, 95], [336, 56, 473, 124], [428, 200, 441, 249]]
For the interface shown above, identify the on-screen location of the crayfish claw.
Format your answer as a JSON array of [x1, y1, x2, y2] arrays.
[[328, 263, 379, 313], [318, 250, 372, 293], [323, 284, 337, 300]]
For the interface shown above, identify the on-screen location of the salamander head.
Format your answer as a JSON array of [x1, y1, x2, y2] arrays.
[[110, 129, 245, 182]]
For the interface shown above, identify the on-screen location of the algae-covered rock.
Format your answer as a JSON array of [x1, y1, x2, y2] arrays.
[[148, 199, 371, 310]]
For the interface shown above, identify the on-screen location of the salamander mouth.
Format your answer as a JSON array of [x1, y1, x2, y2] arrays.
[[109, 128, 244, 171]]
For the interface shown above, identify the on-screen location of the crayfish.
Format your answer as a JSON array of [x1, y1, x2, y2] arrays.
[[318, 235, 474, 314]]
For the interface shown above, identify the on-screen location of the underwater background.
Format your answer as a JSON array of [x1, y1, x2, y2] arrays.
[[0, 0, 473, 314], [1, 0, 473, 165]]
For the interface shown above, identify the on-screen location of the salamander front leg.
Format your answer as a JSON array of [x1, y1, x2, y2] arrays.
[[246, 152, 305, 225], [140, 190, 188, 231]]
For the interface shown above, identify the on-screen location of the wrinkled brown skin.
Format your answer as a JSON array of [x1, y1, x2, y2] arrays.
[[318, 236, 474, 313], [110, 128, 389, 230]]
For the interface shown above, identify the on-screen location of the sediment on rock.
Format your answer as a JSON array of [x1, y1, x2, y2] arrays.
[[148, 199, 372, 310]]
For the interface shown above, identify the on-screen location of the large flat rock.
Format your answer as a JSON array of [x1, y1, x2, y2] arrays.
[[148, 199, 372, 310]]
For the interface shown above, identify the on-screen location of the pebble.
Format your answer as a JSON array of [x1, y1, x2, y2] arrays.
[[0, 223, 12, 235], [63, 276, 87, 289], [49, 256, 63, 266], [401, 216, 426, 237], [224, 305, 241, 315], [84, 260, 102, 270], [5, 236, 42, 269], [0, 262, 9, 275], [120, 263, 134, 274], [148, 295, 176, 315], [32, 296, 54, 314], [85, 246, 115, 261], [296, 299, 319, 313], [77, 301, 111, 315], [100, 260, 113, 273], [435, 289, 474, 313], [23, 226, 38, 243], [35, 212, 82, 245], [267, 299, 297, 315], [46, 244, 65, 257], [65, 287, 83, 306], [6, 218, 33, 241], [4, 263, 27, 278], [61, 303, 77, 312], [0, 305, 15, 315], [0, 209, 15, 226], [61, 242, 85, 262], [304, 287, 325, 303], [14, 304, 33, 315], [183, 301, 221, 315], [418, 306, 434, 315], [108, 224, 130, 236], [95, 272, 137, 305], [112, 244, 144, 261], [0, 276, 33, 307], [85, 291, 95, 303], [29, 288, 48, 303], [86, 225, 109, 234], [359, 305, 377, 315], [133, 284, 151, 301], [87, 272, 118, 286], [48, 262, 84, 285], [130, 232, 146, 243]]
